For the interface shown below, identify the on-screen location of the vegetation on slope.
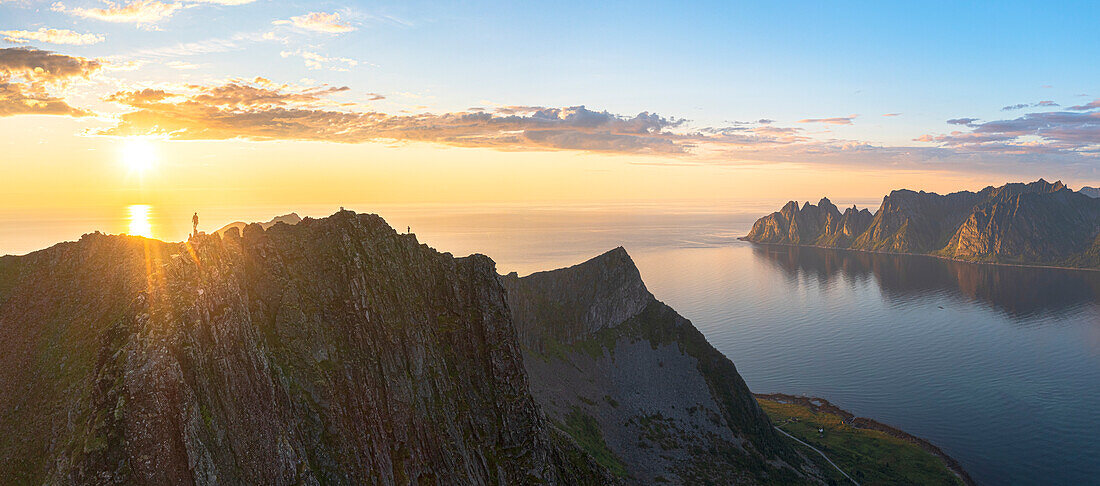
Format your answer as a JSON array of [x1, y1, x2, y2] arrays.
[[757, 398, 964, 486]]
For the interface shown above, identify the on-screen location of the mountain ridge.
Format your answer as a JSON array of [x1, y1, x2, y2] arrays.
[[0, 211, 614, 484], [744, 179, 1100, 269], [503, 248, 829, 484]]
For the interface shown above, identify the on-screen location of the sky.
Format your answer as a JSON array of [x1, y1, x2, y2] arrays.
[[1, 0, 1099, 250]]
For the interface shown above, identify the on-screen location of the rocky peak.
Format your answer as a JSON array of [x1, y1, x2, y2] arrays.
[[506, 249, 823, 484], [503, 247, 652, 350]]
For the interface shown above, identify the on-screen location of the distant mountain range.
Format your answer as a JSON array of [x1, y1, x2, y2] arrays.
[[1082, 186, 1100, 198], [743, 179, 1100, 269], [214, 212, 302, 237]]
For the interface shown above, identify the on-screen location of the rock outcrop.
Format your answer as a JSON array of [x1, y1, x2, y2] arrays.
[[745, 198, 873, 248], [744, 179, 1100, 268], [214, 212, 302, 237], [503, 248, 826, 484], [0, 211, 613, 485]]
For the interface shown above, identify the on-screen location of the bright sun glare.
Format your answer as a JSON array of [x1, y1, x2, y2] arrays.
[[127, 204, 153, 238], [121, 138, 158, 174]]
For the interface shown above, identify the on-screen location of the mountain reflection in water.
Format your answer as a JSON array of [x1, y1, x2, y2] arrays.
[[751, 244, 1100, 320]]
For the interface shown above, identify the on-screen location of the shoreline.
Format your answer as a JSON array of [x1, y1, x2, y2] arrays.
[[737, 238, 1100, 273], [755, 393, 976, 486]]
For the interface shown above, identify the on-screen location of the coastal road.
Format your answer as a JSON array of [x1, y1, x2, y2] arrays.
[[774, 426, 860, 486]]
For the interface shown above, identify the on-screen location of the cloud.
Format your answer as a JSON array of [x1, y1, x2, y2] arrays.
[[0, 47, 100, 117], [946, 118, 979, 126], [165, 60, 199, 69], [273, 11, 355, 33], [918, 108, 1100, 156], [117, 31, 271, 60], [0, 46, 101, 82], [1068, 99, 1100, 111], [882, 113, 901, 117], [1, 28, 105, 45], [1001, 100, 1059, 111], [797, 114, 857, 125], [0, 82, 91, 116], [188, 0, 255, 4], [52, 0, 185, 25], [280, 49, 357, 71], [99, 79, 690, 154]]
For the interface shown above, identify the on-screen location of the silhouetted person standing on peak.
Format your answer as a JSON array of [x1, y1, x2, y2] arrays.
[[192, 212, 199, 238]]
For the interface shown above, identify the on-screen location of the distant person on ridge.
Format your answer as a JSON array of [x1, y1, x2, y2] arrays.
[[192, 212, 199, 238]]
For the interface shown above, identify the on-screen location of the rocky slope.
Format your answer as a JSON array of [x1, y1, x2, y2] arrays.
[[214, 212, 302, 237], [1081, 186, 1100, 198], [503, 248, 827, 484], [0, 211, 613, 485], [744, 179, 1100, 268]]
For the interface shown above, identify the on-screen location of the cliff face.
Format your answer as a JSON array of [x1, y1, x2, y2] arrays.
[[503, 248, 824, 485], [746, 198, 872, 248], [744, 179, 1100, 268], [0, 211, 612, 485]]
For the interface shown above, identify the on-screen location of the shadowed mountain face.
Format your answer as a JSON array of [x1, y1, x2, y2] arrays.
[[745, 179, 1100, 268], [503, 248, 825, 485], [0, 211, 613, 485]]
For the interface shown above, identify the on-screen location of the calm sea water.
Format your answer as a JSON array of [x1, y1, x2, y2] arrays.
[[3, 204, 1098, 485], [407, 209, 1100, 486]]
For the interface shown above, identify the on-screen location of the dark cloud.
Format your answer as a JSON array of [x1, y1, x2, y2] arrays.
[[1002, 100, 1060, 111], [918, 109, 1100, 155], [947, 118, 979, 126], [1068, 99, 1100, 111]]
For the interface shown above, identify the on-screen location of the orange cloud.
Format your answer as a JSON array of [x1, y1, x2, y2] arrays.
[[0, 46, 101, 83], [0, 47, 100, 117], [100, 80, 686, 154]]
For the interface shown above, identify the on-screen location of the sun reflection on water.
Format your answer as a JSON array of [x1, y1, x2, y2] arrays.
[[127, 204, 154, 238]]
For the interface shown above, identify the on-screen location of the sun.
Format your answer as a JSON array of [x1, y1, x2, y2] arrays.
[[120, 138, 158, 174]]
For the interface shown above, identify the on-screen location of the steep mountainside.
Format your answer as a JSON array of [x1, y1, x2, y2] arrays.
[[744, 179, 1100, 268], [503, 248, 826, 484], [0, 211, 612, 485]]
